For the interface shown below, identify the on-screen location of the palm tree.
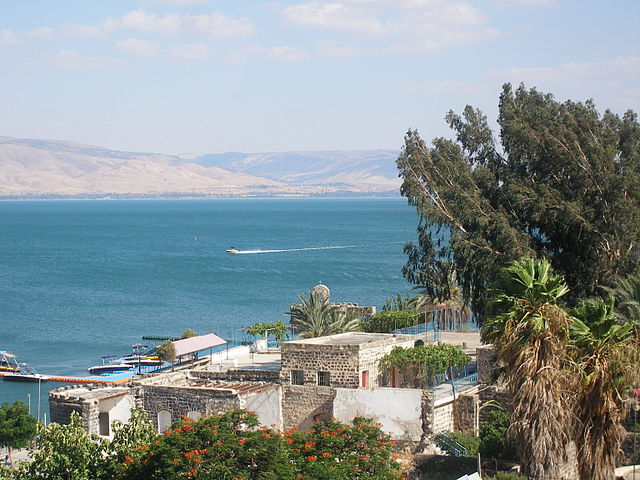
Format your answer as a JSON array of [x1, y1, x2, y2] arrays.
[[410, 260, 470, 329], [285, 291, 362, 339], [482, 258, 577, 480], [604, 274, 640, 332], [569, 297, 640, 480]]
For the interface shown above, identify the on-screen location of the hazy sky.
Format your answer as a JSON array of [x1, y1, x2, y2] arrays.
[[1, 0, 638, 155]]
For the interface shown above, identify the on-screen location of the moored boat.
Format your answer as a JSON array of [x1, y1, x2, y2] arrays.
[[0, 351, 21, 375]]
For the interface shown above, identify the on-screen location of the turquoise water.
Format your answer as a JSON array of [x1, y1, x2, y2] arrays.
[[0, 198, 418, 414]]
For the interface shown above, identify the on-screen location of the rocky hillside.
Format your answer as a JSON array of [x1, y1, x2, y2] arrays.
[[0, 136, 400, 198]]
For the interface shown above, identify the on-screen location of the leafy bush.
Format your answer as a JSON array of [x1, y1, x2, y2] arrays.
[[246, 321, 288, 342], [479, 410, 516, 460], [434, 431, 479, 457], [12, 409, 403, 480], [365, 310, 421, 333], [380, 344, 470, 385], [381, 294, 413, 312], [487, 472, 528, 480]]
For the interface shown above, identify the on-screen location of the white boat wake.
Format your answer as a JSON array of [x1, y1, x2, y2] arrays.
[[227, 245, 358, 255]]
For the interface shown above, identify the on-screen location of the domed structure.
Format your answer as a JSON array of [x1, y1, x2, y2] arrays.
[[310, 284, 330, 302]]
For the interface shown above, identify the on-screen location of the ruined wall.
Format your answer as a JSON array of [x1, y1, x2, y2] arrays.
[[191, 368, 280, 384], [281, 385, 336, 431], [141, 385, 240, 431], [476, 345, 496, 385], [453, 392, 477, 435]]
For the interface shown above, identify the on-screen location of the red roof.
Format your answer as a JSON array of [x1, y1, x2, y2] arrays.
[[173, 333, 227, 357]]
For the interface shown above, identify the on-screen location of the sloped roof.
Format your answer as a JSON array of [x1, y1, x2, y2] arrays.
[[173, 333, 227, 357]]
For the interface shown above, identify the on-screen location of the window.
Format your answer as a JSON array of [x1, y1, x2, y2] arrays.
[[291, 370, 304, 385], [317, 371, 330, 387]]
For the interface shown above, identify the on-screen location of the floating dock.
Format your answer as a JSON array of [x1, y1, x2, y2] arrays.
[[1, 363, 169, 384]]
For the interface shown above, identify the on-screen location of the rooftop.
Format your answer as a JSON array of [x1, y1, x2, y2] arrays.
[[284, 332, 401, 346]]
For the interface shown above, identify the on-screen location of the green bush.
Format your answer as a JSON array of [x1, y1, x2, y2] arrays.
[[479, 410, 516, 460], [435, 432, 480, 457], [488, 472, 528, 480], [365, 310, 420, 333]]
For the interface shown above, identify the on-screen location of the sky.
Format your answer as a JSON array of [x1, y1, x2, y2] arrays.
[[1, 0, 638, 155]]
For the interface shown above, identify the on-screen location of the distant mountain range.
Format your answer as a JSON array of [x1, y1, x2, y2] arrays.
[[0, 136, 401, 198]]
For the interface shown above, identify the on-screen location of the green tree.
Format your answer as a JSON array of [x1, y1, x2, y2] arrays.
[[99, 410, 157, 480], [285, 292, 361, 339], [156, 340, 176, 363], [180, 329, 198, 339], [364, 310, 420, 333], [568, 297, 640, 480], [380, 344, 470, 388], [397, 84, 640, 320], [246, 321, 288, 342], [0, 402, 37, 468], [23, 412, 105, 480], [604, 274, 640, 332], [482, 258, 576, 479], [381, 293, 413, 312], [479, 410, 516, 460]]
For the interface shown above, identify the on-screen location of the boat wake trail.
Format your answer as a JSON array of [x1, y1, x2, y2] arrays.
[[231, 245, 358, 255]]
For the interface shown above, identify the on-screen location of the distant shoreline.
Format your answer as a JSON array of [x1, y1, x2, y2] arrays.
[[0, 191, 401, 201]]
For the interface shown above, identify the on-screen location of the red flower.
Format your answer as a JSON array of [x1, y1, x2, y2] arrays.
[[306, 456, 317, 462], [124, 456, 134, 464], [238, 438, 246, 445]]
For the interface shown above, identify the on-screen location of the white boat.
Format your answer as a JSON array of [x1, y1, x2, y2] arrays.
[[226, 248, 240, 254]]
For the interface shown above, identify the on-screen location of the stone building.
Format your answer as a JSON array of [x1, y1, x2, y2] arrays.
[[49, 385, 138, 439]]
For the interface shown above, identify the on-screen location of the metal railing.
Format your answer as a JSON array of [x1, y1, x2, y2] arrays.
[[433, 432, 468, 456]]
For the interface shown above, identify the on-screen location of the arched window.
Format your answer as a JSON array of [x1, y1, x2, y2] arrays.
[[158, 410, 172, 433]]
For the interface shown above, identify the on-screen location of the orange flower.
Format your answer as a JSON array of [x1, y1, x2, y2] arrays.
[[124, 456, 134, 464], [321, 452, 331, 458], [238, 438, 246, 446], [306, 456, 317, 462]]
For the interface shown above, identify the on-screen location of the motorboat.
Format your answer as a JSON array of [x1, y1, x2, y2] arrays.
[[226, 247, 240, 254], [88, 363, 134, 375], [0, 351, 21, 374], [2, 373, 51, 382]]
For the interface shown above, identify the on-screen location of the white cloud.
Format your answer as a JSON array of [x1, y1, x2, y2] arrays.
[[267, 45, 310, 62], [283, 3, 384, 34], [491, 57, 640, 111], [120, 9, 252, 37], [0, 29, 20, 45], [282, 0, 497, 53], [23, 27, 55, 40], [168, 43, 210, 59], [316, 39, 361, 58], [117, 38, 158, 56], [493, 0, 555, 5], [52, 50, 125, 69], [490, 56, 640, 84], [142, 0, 209, 5]]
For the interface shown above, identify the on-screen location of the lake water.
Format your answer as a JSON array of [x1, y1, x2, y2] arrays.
[[0, 198, 418, 416]]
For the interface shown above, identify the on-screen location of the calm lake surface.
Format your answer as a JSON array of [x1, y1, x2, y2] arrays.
[[0, 198, 418, 415]]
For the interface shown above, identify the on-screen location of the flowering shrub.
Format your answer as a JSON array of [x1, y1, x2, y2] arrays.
[[120, 411, 403, 480]]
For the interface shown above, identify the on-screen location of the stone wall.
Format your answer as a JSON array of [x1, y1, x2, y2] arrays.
[[191, 368, 280, 384], [281, 343, 361, 388], [141, 384, 240, 430], [281, 385, 336, 431], [454, 392, 478, 435], [358, 337, 418, 388], [476, 345, 496, 384]]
